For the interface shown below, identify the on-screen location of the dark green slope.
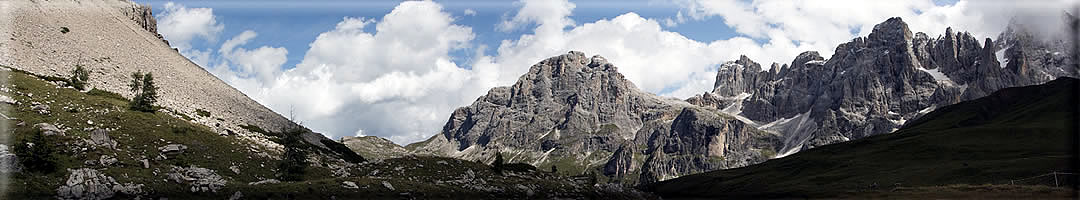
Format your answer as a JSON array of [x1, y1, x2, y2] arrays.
[[643, 77, 1079, 198]]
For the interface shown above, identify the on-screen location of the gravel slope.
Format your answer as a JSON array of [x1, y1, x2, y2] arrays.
[[7, 0, 297, 150]]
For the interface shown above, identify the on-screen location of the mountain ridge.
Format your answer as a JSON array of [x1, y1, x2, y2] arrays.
[[404, 16, 1077, 185], [642, 76, 1079, 198]]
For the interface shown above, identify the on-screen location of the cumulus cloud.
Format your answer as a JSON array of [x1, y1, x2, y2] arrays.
[[209, 1, 486, 144], [216, 31, 289, 84], [480, 0, 814, 98], [156, 2, 225, 51], [464, 8, 477, 16]]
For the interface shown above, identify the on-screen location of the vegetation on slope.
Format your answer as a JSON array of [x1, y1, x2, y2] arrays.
[[0, 67, 651, 199], [643, 77, 1080, 198]]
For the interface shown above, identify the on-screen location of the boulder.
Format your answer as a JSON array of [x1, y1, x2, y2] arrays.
[[159, 144, 187, 158], [98, 155, 117, 166], [382, 181, 395, 191], [342, 181, 359, 189], [31, 104, 49, 115], [88, 129, 117, 149], [167, 166, 226, 193], [34, 123, 64, 136]]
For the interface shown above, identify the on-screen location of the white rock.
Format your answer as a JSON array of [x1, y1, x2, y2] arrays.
[[342, 181, 359, 189], [382, 181, 395, 191]]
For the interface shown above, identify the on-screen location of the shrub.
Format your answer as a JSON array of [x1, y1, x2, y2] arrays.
[[68, 64, 89, 90], [87, 88, 125, 101], [14, 130, 58, 173], [492, 152, 505, 174], [60, 27, 69, 34], [128, 71, 159, 112], [195, 109, 210, 117]]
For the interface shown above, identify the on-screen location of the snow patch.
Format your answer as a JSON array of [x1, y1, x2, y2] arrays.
[[761, 110, 815, 158], [995, 48, 1008, 68], [917, 105, 936, 115], [804, 60, 826, 65], [917, 67, 955, 85]]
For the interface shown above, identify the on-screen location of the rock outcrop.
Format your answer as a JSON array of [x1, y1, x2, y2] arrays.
[[410, 51, 780, 184], [56, 168, 143, 200], [0, 145, 20, 173]]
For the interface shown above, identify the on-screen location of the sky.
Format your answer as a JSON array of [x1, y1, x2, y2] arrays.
[[135, 0, 1076, 145]]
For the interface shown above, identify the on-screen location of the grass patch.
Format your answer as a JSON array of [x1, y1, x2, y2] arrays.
[[195, 108, 210, 118], [87, 88, 126, 101]]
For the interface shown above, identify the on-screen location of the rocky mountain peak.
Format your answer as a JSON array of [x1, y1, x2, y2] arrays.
[[413, 51, 780, 185], [868, 17, 913, 47], [705, 16, 1077, 163]]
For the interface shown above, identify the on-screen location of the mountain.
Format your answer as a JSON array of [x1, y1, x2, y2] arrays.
[[408, 51, 781, 184], [408, 16, 1077, 185], [1, 1, 659, 199], [341, 136, 408, 161], [643, 77, 1079, 198], [691, 17, 1078, 158]]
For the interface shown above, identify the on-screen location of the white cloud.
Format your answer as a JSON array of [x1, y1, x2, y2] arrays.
[[671, 0, 1078, 65], [156, 2, 225, 51], [497, 0, 576, 33], [481, 0, 814, 98], [210, 0, 486, 144], [464, 8, 477, 16], [216, 30, 289, 84]]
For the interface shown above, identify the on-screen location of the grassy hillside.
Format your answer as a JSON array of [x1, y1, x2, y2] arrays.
[[642, 77, 1079, 198], [0, 67, 651, 199]]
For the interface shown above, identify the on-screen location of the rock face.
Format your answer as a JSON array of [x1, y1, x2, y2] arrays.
[[0, 145, 20, 173], [698, 17, 1078, 157], [411, 17, 1075, 185], [34, 123, 63, 136], [638, 107, 780, 183], [56, 168, 143, 200], [410, 51, 780, 184], [87, 129, 117, 149]]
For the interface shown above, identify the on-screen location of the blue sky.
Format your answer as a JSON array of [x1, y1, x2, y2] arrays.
[[136, 0, 741, 71], [135, 0, 1065, 144]]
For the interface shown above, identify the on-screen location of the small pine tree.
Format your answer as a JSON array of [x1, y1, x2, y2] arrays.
[[68, 64, 89, 90], [493, 152, 505, 174], [277, 128, 309, 181], [14, 130, 58, 173], [128, 71, 159, 112], [128, 71, 143, 95]]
